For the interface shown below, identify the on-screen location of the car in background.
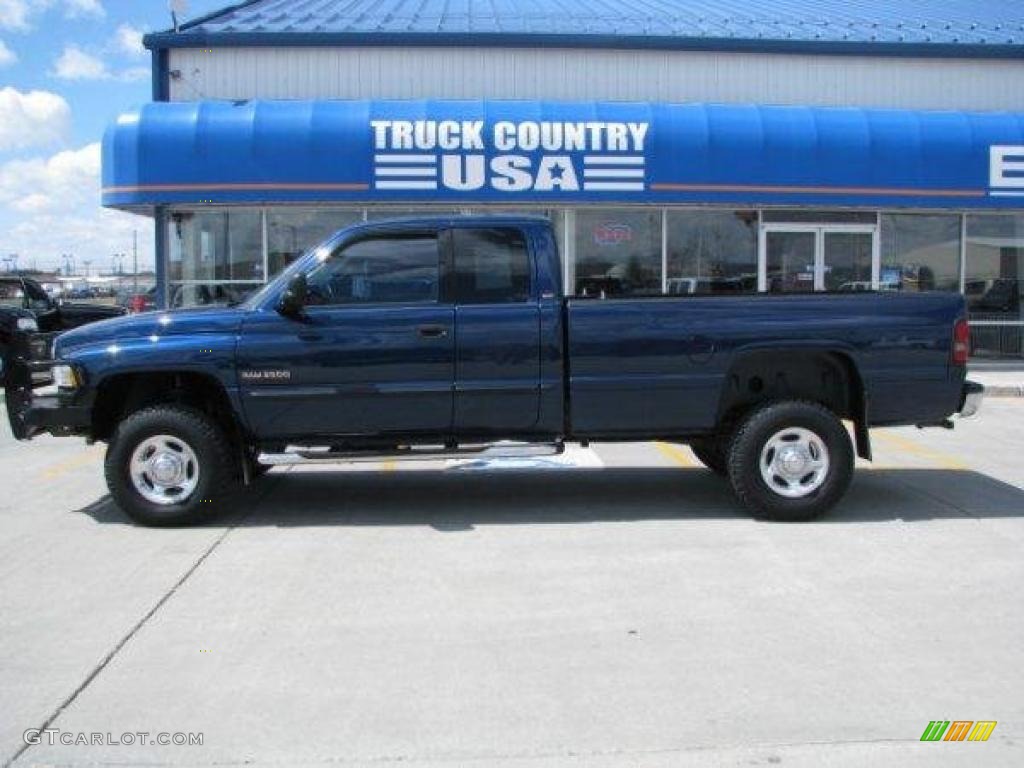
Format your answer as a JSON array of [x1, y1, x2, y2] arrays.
[[1, 276, 126, 385], [117, 286, 158, 314]]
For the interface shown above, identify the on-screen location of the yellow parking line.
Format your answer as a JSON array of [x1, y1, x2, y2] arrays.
[[40, 447, 103, 479], [872, 430, 968, 471], [655, 441, 698, 468]]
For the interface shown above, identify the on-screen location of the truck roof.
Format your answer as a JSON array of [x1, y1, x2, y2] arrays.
[[338, 214, 552, 236]]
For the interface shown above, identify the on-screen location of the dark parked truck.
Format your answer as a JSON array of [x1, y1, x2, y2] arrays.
[[5, 216, 982, 525], [1, 276, 125, 387]]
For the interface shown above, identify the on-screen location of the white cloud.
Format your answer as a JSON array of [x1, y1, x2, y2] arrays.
[[60, 0, 104, 19], [53, 43, 150, 81], [0, 0, 30, 31], [0, 38, 15, 66], [0, 0, 104, 31], [0, 86, 70, 151], [0, 142, 99, 210], [118, 65, 149, 82], [114, 23, 144, 57], [0, 142, 153, 270], [53, 44, 108, 79]]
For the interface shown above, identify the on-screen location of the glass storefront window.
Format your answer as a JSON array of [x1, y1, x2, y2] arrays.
[[666, 210, 758, 294], [267, 208, 363, 277], [573, 209, 661, 297], [167, 209, 263, 307], [966, 214, 1024, 358], [880, 214, 960, 292], [168, 209, 263, 284]]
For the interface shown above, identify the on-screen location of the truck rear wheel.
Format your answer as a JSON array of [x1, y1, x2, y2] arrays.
[[727, 401, 853, 522], [104, 405, 237, 526]]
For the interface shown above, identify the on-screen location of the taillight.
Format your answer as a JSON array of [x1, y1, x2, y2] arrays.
[[952, 318, 970, 366]]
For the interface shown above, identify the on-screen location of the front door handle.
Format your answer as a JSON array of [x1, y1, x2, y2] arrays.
[[417, 324, 448, 339]]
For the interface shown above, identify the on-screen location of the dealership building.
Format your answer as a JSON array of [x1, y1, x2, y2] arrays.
[[105, 0, 1024, 355]]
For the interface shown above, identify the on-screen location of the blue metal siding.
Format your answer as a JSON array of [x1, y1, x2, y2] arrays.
[[102, 99, 1024, 211], [144, 0, 1024, 57]]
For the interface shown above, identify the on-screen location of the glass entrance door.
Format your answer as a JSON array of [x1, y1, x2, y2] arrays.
[[761, 224, 877, 293], [765, 230, 817, 293], [822, 231, 873, 291]]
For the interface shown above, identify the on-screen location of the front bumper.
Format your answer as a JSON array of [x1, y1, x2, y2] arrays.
[[4, 331, 89, 440], [959, 380, 984, 419]]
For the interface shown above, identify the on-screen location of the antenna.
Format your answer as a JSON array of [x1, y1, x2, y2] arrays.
[[169, 0, 189, 33]]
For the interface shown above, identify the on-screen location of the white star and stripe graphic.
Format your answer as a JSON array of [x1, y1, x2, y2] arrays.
[[374, 154, 438, 190], [581, 155, 645, 191]]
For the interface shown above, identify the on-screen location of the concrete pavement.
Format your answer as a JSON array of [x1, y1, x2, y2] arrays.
[[1, 403, 1022, 767]]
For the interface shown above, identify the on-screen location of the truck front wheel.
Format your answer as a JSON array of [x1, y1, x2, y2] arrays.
[[727, 401, 853, 522], [104, 405, 237, 526]]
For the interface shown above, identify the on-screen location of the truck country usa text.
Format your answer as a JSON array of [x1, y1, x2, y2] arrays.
[[370, 120, 650, 193]]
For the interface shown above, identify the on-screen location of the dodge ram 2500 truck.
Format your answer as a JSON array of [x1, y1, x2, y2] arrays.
[[5, 216, 982, 526]]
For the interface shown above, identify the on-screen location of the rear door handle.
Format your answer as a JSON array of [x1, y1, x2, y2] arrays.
[[417, 324, 448, 339], [298, 332, 324, 342]]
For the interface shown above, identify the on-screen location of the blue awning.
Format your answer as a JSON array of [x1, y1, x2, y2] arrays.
[[102, 100, 1024, 211]]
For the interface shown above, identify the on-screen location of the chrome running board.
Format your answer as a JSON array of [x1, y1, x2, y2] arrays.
[[257, 441, 566, 466]]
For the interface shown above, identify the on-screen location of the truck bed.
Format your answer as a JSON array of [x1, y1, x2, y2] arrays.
[[565, 291, 967, 437]]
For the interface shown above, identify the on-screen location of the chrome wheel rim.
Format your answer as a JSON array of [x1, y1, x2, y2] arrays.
[[129, 434, 200, 506], [759, 427, 830, 499]]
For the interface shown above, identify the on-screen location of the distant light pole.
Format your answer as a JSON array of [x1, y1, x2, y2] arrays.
[[82, 259, 91, 278]]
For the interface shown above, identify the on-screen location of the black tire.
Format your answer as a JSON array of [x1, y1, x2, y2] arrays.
[[727, 400, 853, 522], [689, 437, 728, 476], [104, 405, 237, 526]]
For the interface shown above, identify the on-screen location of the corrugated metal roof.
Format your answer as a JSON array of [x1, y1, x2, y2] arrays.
[[145, 0, 1024, 56]]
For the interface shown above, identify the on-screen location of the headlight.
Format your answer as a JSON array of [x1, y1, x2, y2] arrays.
[[16, 317, 38, 332], [52, 364, 80, 389]]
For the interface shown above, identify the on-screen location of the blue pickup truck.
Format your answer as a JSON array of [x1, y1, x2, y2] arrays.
[[5, 216, 981, 525]]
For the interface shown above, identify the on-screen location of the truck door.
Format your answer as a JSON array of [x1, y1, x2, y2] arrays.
[[448, 226, 542, 436], [237, 231, 454, 440]]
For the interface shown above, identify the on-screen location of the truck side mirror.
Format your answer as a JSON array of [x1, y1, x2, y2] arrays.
[[277, 272, 308, 317]]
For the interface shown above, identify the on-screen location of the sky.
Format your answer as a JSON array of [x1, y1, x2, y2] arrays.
[[0, 0, 228, 274]]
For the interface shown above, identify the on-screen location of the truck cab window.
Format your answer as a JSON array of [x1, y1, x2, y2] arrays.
[[305, 235, 440, 306], [453, 228, 531, 304], [0, 281, 24, 309]]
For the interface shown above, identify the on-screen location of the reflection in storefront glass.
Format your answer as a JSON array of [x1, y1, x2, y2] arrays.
[[573, 209, 661, 297], [966, 214, 1024, 358], [167, 209, 264, 308], [267, 208, 364, 277], [666, 210, 757, 294], [168, 209, 263, 283], [879, 214, 960, 292]]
